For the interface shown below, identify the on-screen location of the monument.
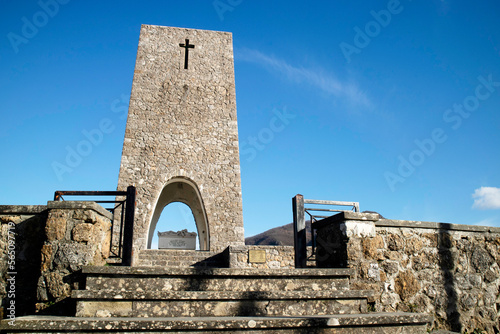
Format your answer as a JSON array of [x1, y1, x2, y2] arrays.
[[158, 229, 197, 249], [116, 25, 245, 261], [2, 24, 496, 333]]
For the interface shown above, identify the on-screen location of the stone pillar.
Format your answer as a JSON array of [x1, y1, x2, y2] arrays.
[[116, 25, 245, 258], [315, 212, 379, 268], [37, 202, 111, 312]]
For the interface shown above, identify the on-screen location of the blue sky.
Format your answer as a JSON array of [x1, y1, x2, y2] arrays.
[[1, 1, 500, 240]]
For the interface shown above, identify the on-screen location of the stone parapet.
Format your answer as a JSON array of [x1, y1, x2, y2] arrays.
[[0, 202, 112, 318], [36, 202, 112, 313], [0, 205, 47, 215], [46, 201, 112, 220], [315, 212, 500, 333]]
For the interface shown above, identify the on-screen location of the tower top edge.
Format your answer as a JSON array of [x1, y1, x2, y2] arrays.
[[140, 24, 233, 37]]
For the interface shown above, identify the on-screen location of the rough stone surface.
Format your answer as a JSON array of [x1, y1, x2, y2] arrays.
[[362, 235, 384, 259], [82, 266, 353, 293], [136, 249, 225, 267], [0, 207, 47, 317], [75, 291, 370, 317], [72, 222, 95, 243], [0, 203, 112, 317], [1, 314, 432, 333], [59, 264, 430, 332], [316, 213, 500, 333], [394, 271, 419, 301], [116, 25, 245, 260], [36, 204, 112, 312], [45, 216, 67, 241], [228, 245, 314, 269]]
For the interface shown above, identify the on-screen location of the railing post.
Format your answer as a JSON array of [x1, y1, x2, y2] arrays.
[[53, 191, 62, 201], [293, 194, 306, 268], [122, 186, 136, 266]]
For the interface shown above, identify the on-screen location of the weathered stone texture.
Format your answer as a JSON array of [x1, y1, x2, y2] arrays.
[[1, 313, 432, 333], [0, 206, 47, 317], [316, 214, 500, 333], [394, 271, 419, 301], [228, 245, 313, 269], [116, 25, 245, 259], [36, 203, 112, 312]]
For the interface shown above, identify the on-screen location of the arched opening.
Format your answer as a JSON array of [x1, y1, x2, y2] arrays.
[[147, 177, 209, 250], [150, 202, 199, 250]]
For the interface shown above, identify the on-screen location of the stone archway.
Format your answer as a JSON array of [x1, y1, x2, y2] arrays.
[[147, 177, 209, 250]]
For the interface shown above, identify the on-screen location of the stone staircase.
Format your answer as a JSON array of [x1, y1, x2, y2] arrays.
[[74, 267, 369, 318], [2, 264, 433, 333]]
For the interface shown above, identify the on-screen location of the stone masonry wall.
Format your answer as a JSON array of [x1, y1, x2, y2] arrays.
[[36, 202, 112, 313], [0, 202, 112, 319], [228, 245, 314, 269], [0, 206, 47, 318], [116, 25, 245, 258], [316, 212, 500, 333]]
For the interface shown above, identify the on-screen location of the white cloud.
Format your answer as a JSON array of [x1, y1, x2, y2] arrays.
[[473, 218, 500, 228], [236, 48, 371, 108], [472, 187, 500, 210]]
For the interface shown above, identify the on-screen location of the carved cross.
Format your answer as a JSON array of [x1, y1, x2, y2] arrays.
[[179, 39, 195, 69]]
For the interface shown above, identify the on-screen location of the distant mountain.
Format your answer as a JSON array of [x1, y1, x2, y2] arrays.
[[245, 220, 312, 246], [244, 211, 384, 246]]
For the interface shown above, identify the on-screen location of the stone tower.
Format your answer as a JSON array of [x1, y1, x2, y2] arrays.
[[117, 25, 245, 261]]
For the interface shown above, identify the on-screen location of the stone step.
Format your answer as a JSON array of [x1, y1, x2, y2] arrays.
[[82, 266, 354, 292], [136, 249, 225, 267], [136, 260, 223, 268], [73, 290, 374, 317], [0, 313, 433, 333]]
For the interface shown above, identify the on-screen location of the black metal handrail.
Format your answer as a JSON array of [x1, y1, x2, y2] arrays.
[[53, 186, 136, 266]]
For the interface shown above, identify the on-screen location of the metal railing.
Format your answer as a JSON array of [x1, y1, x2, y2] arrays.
[[292, 195, 359, 268], [53, 186, 136, 266], [304, 199, 359, 224]]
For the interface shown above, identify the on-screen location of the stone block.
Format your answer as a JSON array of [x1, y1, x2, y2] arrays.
[[412, 252, 436, 271], [54, 242, 94, 271], [45, 271, 71, 299], [472, 247, 494, 274], [341, 221, 376, 238], [405, 237, 424, 255], [395, 270, 420, 301], [72, 223, 95, 243], [76, 301, 133, 317], [384, 250, 403, 261], [422, 233, 438, 247], [0, 215, 21, 223], [362, 235, 384, 259], [438, 232, 454, 248], [382, 261, 399, 275], [72, 209, 96, 222], [386, 234, 404, 251], [40, 244, 54, 272], [45, 217, 67, 241]]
